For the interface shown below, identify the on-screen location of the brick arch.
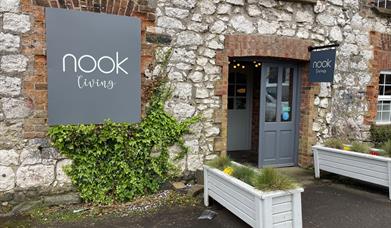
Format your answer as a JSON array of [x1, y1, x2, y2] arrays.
[[214, 35, 319, 167], [31, 0, 155, 17]]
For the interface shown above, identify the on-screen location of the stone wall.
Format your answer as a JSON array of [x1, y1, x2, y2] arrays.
[[156, 0, 391, 169], [0, 0, 74, 204], [0, 0, 158, 205], [2, 0, 391, 203]]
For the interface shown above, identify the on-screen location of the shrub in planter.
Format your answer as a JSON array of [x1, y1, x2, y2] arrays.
[[382, 139, 391, 157], [204, 157, 303, 227], [350, 141, 371, 153], [206, 157, 297, 191], [206, 156, 231, 170], [232, 165, 256, 185], [370, 124, 391, 147], [253, 168, 297, 191], [323, 138, 344, 150]]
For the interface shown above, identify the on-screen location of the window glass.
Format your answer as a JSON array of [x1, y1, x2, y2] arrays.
[[282, 68, 294, 122], [379, 85, 384, 95], [236, 73, 247, 84], [236, 98, 246, 109], [386, 74, 391, 84], [385, 85, 391, 96], [265, 67, 278, 122], [228, 65, 248, 110], [376, 72, 391, 124], [229, 73, 235, 84], [236, 85, 247, 97], [228, 85, 235, 96], [380, 74, 385, 84], [228, 98, 234, 110]]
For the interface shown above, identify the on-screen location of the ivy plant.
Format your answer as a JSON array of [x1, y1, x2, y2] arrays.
[[48, 50, 199, 204]]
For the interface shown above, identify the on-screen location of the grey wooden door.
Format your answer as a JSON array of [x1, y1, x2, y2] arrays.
[[259, 63, 298, 167], [227, 71, 252, 151]]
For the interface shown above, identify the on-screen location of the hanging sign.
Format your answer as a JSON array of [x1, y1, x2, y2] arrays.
[[46, 8, 141, 125], [309, 47, 337, 83]]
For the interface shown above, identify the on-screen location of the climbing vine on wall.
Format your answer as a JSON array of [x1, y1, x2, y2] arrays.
[[48, 50, 200, 204]]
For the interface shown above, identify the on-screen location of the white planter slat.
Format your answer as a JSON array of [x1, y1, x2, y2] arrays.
[[313, 145, 391, 200], [204, 165, 304, 228]]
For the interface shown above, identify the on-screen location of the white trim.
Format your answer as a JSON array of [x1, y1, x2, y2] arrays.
[[378, 95, 391, 101], [312, 145, 391, 162], [375, 121, 391, 126], [380, 70, 391, 74]]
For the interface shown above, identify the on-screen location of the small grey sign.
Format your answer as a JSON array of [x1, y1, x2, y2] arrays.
[[46, 8, 141, 125], [309, 48, 336, 83]]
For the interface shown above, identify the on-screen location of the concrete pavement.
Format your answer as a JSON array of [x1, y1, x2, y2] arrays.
[[2, 168, 391, 227]]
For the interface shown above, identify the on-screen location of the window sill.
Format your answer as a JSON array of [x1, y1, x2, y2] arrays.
[[375, 122, 391, 126], [280, 0, 317, 4], [372, 6, 391, 16]]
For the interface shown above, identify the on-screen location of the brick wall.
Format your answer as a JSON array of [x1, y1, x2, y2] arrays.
[[367, 31, 391, 125], [22, 0, 157, 139], [215, 35, 317, 167]]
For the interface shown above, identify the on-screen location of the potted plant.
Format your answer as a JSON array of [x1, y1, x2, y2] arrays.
[[313, 138, 391, 200], [204, 157, 303, 228]]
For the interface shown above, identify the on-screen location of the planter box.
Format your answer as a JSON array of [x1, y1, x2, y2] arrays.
[[313, 145, 391, 200], [204, 165, 304, 228]]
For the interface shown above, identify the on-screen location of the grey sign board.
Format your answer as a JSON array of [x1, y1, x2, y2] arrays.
[[309, 48, 337, 83], [46, 8, 141, 125]]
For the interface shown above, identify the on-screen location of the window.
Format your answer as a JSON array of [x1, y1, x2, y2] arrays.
[[376, 72, 391, 124], [375, 0, 391, 9], [228, 72, 247, 110]]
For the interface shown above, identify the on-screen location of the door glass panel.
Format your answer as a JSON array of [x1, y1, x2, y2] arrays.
[[228, 85, 235, 96], [229, 73, 235, 83], [228, 98, 234, 110], [236, 73, 247, 84], [282, 67, 294, 122], [236, 85, 247, 97], [236, 98, 246, 109], [265, 67, 278, 122], [228, 71, 248, 110]]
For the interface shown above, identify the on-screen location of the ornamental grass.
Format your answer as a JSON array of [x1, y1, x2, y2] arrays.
[[206, 157, 298, 192], [382, 139, 391, 157]]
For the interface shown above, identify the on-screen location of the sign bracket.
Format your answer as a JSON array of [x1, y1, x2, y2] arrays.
[[308, 43, 340, 52]]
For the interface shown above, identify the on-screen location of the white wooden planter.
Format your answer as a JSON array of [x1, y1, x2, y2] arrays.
[[313, 145, 391, 200], [204, 165, 304, 228]]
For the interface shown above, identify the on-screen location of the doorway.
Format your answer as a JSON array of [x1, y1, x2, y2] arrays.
[[227, 59, 257, 166], [227, 58, 300, 167]]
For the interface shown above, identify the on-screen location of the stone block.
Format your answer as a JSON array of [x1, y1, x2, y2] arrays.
[[0, 0, 19, 12], [55, 159, 72, 186], [1, 54, 28, 73], [3, 13, 31, 33], [0, 149, 19, 166], [0, 33, 20, 52], [172, 0, 197, 9], [0, 76, 21, 97], [0, 166, 15, 191], [16, 164, 55, 188], [1, 97, 31, 119], [43, 193, 81, 206]]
